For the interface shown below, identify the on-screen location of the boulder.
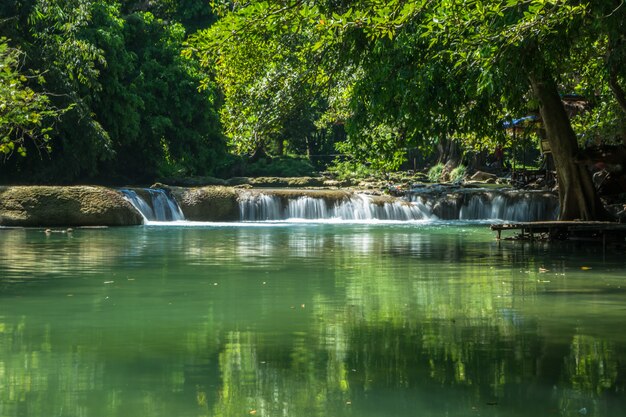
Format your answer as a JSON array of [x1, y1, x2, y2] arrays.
[[0, 186, 142, 227], [470, 171, 498, 182], [171, 186, 239, 221]]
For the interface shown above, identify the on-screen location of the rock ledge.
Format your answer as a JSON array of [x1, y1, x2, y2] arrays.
[[0, 186, 143, 227]]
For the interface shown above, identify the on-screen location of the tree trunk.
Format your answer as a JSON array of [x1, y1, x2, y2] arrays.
[[608, 71, 626, 146], [274, 137, 284, 156], [529, 74, 610, 221], [249, 146, 270, 163], [437, 137, 461, 167], [607, 33, 626, 144]]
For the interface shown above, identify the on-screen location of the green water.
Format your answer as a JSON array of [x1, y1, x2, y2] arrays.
[[1, 223, 626, 417]]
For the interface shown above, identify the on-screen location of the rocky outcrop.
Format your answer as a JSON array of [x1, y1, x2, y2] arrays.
[[0, 186, 143, 227], [170, 186, 239, 221]]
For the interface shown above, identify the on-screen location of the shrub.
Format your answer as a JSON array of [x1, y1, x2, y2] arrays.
[[427, 163, 445, 182], [449, 165, 467, 183], [327, 160, 378, 180]]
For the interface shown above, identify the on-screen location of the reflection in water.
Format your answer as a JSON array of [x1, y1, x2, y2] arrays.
[[1, 225, 626, 417]]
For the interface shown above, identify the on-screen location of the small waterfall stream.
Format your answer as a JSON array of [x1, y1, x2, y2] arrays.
[[239, 189, 558, 222], [120, 189, 185, 222], [410, 189, 558, 221], [239, 192, 435, 221], [120, 187, 558, 223]]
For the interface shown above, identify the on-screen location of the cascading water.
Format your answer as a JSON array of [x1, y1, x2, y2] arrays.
[[120, 189, 185, 222], [120, 186, 558, 224], [287, 197, 329, 219], [331, 195, 433, 221], [239, 193, 283, 221], [238, 192, 435, 221], [411, 190, 559, 221]]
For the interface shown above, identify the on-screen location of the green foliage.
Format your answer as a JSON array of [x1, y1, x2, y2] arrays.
[[121, 0, 216, 32], [449, 165, 466, 184], [571, 98, 625, 146], [3, 0, 626, 187], [191, 0, 625, 179], [0, 0, 226, 183], [327, 159, 378, 181], [241, 155, 316, 178], [186, 1, 346, 163], [0, 38, 59, 158], [427, 163, 444, 183], [97, 10, 225, 180]]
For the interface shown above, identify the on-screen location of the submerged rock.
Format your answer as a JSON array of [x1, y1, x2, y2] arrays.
[[0, 186, 142, 227]]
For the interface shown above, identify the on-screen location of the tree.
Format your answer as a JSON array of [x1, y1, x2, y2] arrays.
[[0, 38, 59, 159], [315, 0, 614, 219], [419, 0, 614, 220], [93, 9, 226, 180], [192, 0, 620, 219], [186, 1, 351, 160], [0, 0, 226, 183]]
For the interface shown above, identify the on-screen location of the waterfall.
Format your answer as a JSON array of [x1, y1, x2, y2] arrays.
[[238, 192, 434, 221], [119, 186, 558, 224], [287, 196, 329, 219], [331, 195, 432, 221], [239, 193, 283, 221], [120, 189, 185, 222], [412, 190, 559, 221]]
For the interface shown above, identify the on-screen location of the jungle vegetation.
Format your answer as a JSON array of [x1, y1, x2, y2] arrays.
[[2, 0, 626, 219]]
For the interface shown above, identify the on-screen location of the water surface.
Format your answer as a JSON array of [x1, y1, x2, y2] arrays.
[[1, 224, 626, 417]]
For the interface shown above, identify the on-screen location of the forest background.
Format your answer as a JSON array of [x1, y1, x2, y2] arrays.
[[1, 0, 626, 219]]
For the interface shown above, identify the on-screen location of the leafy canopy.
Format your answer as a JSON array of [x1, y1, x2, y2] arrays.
[[0, 38, 60, 158]]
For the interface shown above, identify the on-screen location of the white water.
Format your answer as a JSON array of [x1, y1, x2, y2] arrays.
[[121, 189, 185, 222], [239, 193, 436, 221], [457, 194, 558, 221], [411, 190, 558, 222], [121, 188, 557, 225]]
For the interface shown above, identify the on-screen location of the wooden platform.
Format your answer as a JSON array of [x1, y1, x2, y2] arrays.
[[490, 221, 626, 242]]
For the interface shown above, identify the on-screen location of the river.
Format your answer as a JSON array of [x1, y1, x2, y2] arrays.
[[1, 223, 626, 417]]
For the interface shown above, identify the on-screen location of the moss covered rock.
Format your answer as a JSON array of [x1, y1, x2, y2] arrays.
[[157, 176, 228, 187], [224, 176, 325, 187], [171, 186, 239, 221], [0, 186, 142, 227]]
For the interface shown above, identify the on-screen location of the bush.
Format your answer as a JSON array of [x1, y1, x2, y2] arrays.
[[449, 165, 467, 183], [427, 163, 445, 182], [327, 160, 378, 181]]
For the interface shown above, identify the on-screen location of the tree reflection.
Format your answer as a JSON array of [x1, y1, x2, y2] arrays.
[[1, 227, 626, 416]]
